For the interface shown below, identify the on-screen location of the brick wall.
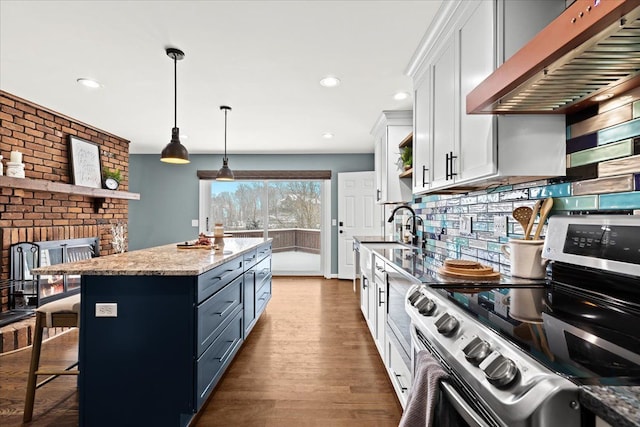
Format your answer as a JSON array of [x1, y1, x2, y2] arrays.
[[0, 90, 131, 313]]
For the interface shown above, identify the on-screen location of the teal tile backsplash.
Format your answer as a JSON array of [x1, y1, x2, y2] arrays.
[[597, 117, 640, 145], [599, 192, 640, 210], [405, 96, 640, 276], [552, 195, 599, 211], [528, 183, 571, 198], [570, 139, 633, 167]]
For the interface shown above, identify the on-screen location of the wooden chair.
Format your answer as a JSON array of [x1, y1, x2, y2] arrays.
[[23, 294, 81, 422]]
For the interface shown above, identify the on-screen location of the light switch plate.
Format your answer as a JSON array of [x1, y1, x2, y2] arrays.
[[191, 219, 199, 227], [460, 215, 472, 235], [493, 216, 508, 237]]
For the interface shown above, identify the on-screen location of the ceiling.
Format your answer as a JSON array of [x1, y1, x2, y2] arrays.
[[0, 0, 441, 156]]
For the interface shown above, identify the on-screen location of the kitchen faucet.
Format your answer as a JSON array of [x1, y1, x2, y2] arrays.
[[387, 205, 422, 247], [406, 215, 424, 249]]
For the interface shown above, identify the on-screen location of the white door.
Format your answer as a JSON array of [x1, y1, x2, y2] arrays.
[[338, 171, 381, 280]]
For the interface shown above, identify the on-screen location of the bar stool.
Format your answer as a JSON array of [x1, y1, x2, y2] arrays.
[[23, 293, 81, 422]]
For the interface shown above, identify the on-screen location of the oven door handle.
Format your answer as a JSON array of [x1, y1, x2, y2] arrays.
[[440, 382, 490, 427]]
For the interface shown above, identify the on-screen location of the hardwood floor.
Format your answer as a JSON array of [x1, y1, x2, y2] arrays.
[[0, 277, 402, 426], [0, 329, 79, 426]]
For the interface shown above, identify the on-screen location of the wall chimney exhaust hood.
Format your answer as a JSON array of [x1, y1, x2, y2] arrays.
[[467, 0, 640, 115]]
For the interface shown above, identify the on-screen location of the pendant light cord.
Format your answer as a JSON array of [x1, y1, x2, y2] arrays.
[[174, 55, 178, 129], [223, 108, 228, 161]]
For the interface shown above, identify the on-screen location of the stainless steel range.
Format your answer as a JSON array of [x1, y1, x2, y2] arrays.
[[406, 215, 640, 427]]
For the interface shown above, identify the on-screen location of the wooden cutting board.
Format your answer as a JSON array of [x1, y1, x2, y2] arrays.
[[177, 244, 213, 250], [438, 260, 501, 280]]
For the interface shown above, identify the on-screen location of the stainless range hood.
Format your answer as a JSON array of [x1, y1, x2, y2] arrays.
[[467, 0, 640, 114]]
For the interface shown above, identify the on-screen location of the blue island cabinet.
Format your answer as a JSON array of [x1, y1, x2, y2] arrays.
[[79, 254, 249, 427]]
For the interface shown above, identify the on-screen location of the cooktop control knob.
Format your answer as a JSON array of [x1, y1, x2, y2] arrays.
[[462, 336, 491, 365], [483, 354, 518, 388], [435, 313, 459, 336], [416, 298, 436, 316], [411, 294, 428, 308], [408, 289, 422, 305]]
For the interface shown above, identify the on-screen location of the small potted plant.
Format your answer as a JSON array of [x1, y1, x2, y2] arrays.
[[103, 167, 122, 190], [398, 146, 412, 171]]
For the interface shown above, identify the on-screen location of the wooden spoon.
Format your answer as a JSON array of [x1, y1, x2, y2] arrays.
[[512, 206, 533, 236], [524, 199, 542, 240], [533, 197, 554, 240]]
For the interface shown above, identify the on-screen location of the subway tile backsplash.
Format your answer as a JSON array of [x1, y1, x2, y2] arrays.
[[406, 95, 640, 275]]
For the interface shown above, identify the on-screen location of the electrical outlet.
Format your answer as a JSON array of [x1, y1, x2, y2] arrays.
[[493, 216, 508, 237], [460, 215, 472, 235], [96, 303, 118, 318]]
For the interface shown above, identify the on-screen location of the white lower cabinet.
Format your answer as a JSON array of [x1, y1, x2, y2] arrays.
[[373, 255, 387, 358], [386, 335, 412, 408]]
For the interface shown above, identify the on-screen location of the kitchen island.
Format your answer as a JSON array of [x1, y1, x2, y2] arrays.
[[33, 237, 272, 427]]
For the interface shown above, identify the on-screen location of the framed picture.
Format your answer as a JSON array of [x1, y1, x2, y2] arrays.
[[69, 136, 102, 188]]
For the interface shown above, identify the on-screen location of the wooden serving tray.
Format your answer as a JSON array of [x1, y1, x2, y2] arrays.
[[437, 266, 501, 280], [444, 259, 480, 268], [439, 259, 501, 280], [176, 244, 213, 250]]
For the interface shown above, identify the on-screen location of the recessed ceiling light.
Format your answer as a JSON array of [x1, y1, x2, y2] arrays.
[[593, 93, 614, 101], [322, 132, 334, 139], [393, 91, 410, 101], [76, 78, 101, 88], [319, 76, 341, 88]]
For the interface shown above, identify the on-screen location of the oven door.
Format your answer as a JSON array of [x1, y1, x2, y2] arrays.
[[410, 326, 498, 427]]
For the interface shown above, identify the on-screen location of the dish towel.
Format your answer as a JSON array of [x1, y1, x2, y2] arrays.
[[399, 350, 449, 427]]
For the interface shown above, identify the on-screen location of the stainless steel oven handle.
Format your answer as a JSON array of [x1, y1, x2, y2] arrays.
[[440, 382, 490, 427]]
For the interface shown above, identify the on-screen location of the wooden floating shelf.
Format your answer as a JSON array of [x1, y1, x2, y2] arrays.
[[398, 132, 413, 148], [399, 168, 413, 178], [0, 175, 140, 212]]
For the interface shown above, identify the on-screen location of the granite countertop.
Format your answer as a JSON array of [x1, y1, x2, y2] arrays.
[[32, 237, 270, 276], [580, 386, 640, 427]]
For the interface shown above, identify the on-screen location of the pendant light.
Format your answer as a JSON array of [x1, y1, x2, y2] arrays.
[[160, 47, 190, 164], [216, 105, 234, 181]]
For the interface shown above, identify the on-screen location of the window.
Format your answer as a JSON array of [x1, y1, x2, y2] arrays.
[[199, 179, 323, 275]]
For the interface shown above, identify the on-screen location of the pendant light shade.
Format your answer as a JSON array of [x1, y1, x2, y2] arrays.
[[216, 105, 234, 181], [161, 47, 190, 164]]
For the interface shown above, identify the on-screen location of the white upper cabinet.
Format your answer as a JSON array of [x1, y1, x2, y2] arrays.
[[407, 0, 567, 194], [412, 68, 431, 193], [458, 0, 495, 183], [431, 34, 457, 189], [372, 111, 413, 204]]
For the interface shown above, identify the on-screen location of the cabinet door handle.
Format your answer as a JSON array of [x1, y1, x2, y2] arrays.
[[217, 338, 240, 364], [393, 371, 408, 392], [215, 300, 238, 317], [211, 267, 240, 284], [445, 152, 450, 180], [422, 165, 429, 186], [376, 189, 381, 201], [378, 288, 385, 306], [450, 151, 457, 178]]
